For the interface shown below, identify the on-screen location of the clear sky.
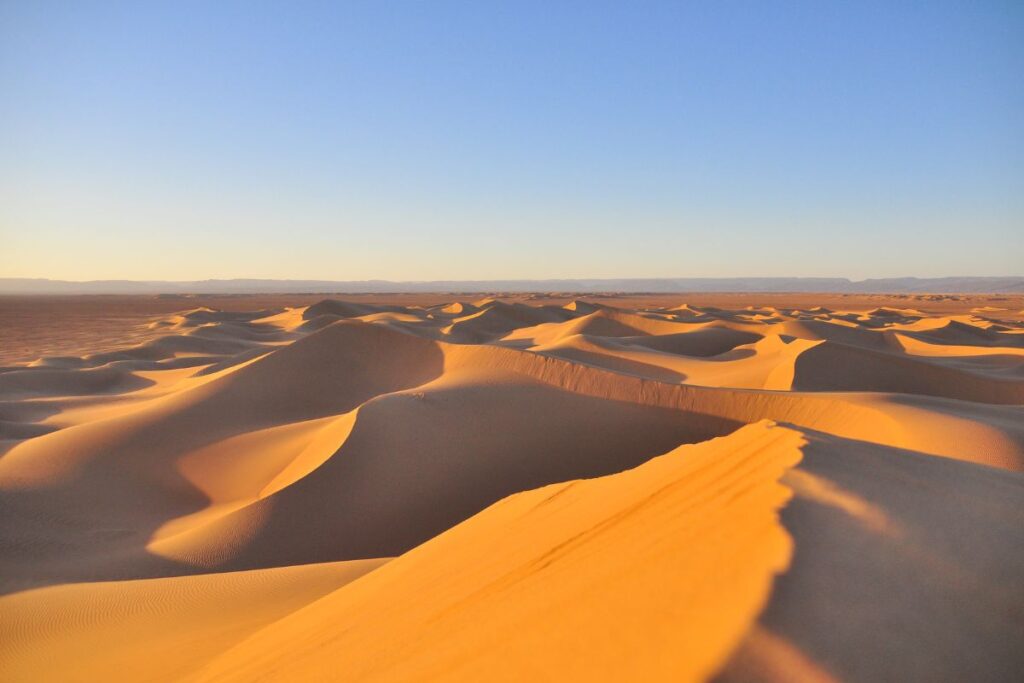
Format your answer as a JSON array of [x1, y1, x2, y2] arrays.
[[1, 1, 1021, 281]]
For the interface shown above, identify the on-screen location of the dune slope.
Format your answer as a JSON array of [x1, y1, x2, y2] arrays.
[[1, 297, 1022, 681]]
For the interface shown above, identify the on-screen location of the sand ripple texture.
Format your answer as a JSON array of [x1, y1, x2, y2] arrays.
[[2, 298, 1023, 682]]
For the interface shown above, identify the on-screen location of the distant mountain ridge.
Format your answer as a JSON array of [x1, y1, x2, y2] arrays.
[[2, 276, 1022, 294]]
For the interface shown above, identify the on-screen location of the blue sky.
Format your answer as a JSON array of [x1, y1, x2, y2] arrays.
[[1, 1, 1021, 280]]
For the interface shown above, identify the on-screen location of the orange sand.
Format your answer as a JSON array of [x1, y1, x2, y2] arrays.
[[1, 297, 1022, 681]]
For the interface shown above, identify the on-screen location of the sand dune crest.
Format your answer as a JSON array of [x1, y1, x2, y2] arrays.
[[1, 296, 1022, 680]]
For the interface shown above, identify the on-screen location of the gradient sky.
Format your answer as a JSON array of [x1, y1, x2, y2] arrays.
[[1, 1, 1021, 281]]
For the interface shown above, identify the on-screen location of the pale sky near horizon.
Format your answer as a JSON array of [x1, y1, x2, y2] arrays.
[[1, 1, 1021, 281]]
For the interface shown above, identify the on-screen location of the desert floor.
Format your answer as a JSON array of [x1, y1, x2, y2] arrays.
[[1, 293, 1023, 681]]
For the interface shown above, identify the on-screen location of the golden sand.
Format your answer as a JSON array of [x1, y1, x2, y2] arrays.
[[1, 297, 1022, 681]]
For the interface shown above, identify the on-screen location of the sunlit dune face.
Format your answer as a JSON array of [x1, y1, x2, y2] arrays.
[[1, 295, 1022, 682]]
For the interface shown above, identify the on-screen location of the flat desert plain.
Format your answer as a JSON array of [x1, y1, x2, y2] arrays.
[[1, 293, 1023, 682]]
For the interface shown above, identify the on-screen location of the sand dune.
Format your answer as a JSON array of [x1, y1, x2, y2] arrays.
[[718, 429, 1024, 682], [0, 558, 387, 683], [1, 296, 1022, 681], [187, 421, 805, 683]]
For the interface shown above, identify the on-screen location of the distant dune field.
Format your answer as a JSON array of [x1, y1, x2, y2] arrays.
[[1, 296, 1023, 681]]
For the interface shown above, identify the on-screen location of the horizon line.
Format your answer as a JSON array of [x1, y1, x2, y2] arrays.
[[3, 275, 1023, 296]]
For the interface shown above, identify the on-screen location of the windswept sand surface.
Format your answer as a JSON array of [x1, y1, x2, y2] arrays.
[[1, 296, 1023, 681]]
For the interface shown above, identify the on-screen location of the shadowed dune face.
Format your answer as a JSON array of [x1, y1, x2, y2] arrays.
[[1, 297, 1023, 681], [716, 430, 1024, 683]]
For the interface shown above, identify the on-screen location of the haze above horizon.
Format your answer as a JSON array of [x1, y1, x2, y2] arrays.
[[2, 2, 1021, 281]]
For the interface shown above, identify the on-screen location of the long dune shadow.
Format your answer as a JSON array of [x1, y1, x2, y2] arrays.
[[0, 321, 447, 594], [716, 429, 1024, 682], [188, 382, 743, 574]]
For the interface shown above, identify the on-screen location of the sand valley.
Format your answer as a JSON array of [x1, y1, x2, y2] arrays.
[[1, 294, 1023, 681]]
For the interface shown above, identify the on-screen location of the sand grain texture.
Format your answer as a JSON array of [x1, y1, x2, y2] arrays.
[[1, 296, 1022, 681]]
